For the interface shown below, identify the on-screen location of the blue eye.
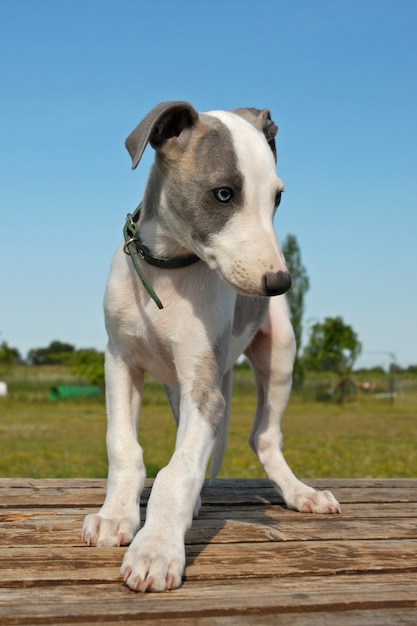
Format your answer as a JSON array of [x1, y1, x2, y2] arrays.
[[214, 188, 233, 203]]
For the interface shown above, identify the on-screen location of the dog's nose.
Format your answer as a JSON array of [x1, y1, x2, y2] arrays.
[[263, 270, 292, 296]]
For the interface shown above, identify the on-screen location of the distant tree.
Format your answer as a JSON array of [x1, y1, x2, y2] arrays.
[[355, 366, 386, 376], [304, 316, 362, 403], [0, 341, 22, 374], [70, 349, 105, 388], [282, 234, 310, 387], [27, 341, 75, 365]]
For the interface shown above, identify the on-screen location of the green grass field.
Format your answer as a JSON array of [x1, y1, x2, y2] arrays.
[[1, 366, 416, 479]]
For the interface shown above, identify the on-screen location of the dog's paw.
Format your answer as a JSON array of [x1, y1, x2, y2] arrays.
[[82, 513, 140, 547], [120, 529, 185, 592], [286, 487, 341, 514]]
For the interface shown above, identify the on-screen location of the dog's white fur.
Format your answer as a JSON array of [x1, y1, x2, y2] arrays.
[[82, 102, 340, 592]]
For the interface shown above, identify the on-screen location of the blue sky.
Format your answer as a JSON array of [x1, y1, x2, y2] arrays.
[[1, 0, 416, 369]]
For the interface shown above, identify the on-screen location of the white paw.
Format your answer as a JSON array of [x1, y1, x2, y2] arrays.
[[82, 512, 140, 547], [121, 528, 185, 592], [286, 488, 341, 514]]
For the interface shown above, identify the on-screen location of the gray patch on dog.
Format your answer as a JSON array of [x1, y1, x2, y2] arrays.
[[142, 163, 164, 220], [164, 384, 180, 426], [192, 324, 232, 431], [126, 101, 198, 170], [233, 296, 268, 338], [157, 115, 244, 241]]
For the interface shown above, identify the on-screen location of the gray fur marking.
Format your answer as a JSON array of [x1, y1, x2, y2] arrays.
[[233, 296, 268, 338], [156, 115, 244, 241]]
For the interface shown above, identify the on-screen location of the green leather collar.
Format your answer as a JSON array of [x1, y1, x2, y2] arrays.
[[123, 203, 200, 309]]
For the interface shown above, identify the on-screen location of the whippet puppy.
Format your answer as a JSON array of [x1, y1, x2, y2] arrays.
[[82, 102, 340, 592]]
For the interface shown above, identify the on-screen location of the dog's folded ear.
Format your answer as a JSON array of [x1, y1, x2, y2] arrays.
[[125, 102, 199, 170], [232, 108, 278, 160]]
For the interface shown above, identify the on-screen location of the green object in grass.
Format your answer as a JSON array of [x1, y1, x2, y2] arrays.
[[48, 385, 102, 401]]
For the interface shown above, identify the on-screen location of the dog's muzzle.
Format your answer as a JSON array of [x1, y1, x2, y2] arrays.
[[263, 270, 292, 296]]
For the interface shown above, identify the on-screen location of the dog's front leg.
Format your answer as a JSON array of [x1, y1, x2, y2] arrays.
[[82, 345, 145, 547], [121, 386, 224, 592]]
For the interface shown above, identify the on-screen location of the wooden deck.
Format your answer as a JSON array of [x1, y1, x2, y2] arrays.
[[0, 478, 416, 625]]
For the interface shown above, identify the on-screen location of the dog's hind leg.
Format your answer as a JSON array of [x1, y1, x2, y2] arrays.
[[209, 368, 233, 480], [165, 370, 232, 481], [82, 343, 145, 547], [165, 383, 199, 519], [164, 371, 232, 518], [245, 297, 341, 514], [164, 384, 180, 427]]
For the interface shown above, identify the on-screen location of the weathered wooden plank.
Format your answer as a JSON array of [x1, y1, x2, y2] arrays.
[[1, 478, 416, 509], [3, 499, 417, 521], [1, 539, 416, 586], [0, 488, 107, 509], [0, 574, 416, 624], [0, 546, 150, 586], [195, 503, 417, 523], [13, 608, 415, 626], [201, 485, 417, 506], [169, 609, 417, 626], [187, 515, 417, 544], [186, 539, 417, 580], [1, 511, 417, 548], [0, 478, 416, 492], [53, 608, 417, 626]]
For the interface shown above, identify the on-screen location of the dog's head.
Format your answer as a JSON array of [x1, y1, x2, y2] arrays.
[[125, 102, 291, 298]]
